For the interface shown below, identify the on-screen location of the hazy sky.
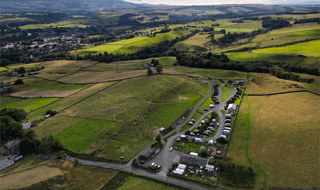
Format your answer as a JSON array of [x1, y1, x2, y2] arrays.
[[123, 0, 306, 5]]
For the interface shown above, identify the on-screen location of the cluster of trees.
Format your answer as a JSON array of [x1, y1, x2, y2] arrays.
[[262, 19, 291, 29], [0, 108, 27, 142], [218, 158, 256, 188], [218, 29, 269, 45], [294, 17, 320, 24], [270, 66, 315, 83]]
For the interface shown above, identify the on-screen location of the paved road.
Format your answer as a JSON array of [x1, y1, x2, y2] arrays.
[[65, 80, 238, 190]]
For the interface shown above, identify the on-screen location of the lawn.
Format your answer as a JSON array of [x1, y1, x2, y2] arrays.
[[20, 160, 119, 190], [226, 52, 274, 62], [224, 87, 320, 188], [198, 96, 213, 111], [55, 119, 118, 152], [1, 155, 45, 174], [177, 94, 203, 107], [0, 165, 61, 189], [102, 172, 185, 190], [221, 87, 233, 102], [0, 98, 60, 112]]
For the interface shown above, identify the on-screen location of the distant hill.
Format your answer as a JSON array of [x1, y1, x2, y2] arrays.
[[0, 0, 154, 12]]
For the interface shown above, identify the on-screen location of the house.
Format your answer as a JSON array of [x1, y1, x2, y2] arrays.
[[227, 104, 237, 113], [179, 154, 208, 167], [194, 138, 203, 144], [0, 158, 14, 171], [22, 121, 31, 130], [189, 152, 198, 157], [159, 127, 166, 133], [139, 148, 156, 160], [0, 139, 21, 156]]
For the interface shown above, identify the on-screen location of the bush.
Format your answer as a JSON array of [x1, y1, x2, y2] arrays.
[[217, 137, 228, 144], [14, 79, 24, 85], [46, 110, 57, 116], [185, 130, 190, 135]]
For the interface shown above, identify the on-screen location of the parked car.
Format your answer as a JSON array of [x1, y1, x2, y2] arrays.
[[220, 135, 227, 139], [222, 130, 231, 135], [139, 160, 145, 164], [154, 164, 158, 168], [224, 127, 231, 131], [169, 147, 173, 152], [151, 163, 155, 167], [190, 133, 195, 136], [157, 165, 161, 169]]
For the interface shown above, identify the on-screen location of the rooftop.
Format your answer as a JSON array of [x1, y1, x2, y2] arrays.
[[180, 154, 208, 166], [141, 147, 156, 158]]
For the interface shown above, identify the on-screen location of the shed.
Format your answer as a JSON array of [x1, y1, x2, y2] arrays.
[[227, 104, 237, 113], [159, 127, 166, 133], [140, 148, 156, 160], [179, 154, 208, 167]]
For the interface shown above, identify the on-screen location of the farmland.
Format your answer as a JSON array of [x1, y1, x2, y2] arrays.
[[20, 160, 119, 190], [0, 165, 61, 189], [0, 97, 60, 112], [1, 155, 45, 174]]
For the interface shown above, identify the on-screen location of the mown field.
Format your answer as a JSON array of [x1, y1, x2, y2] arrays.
[[221, 87, 233, 102], [0, 97, 60, 112], [223, 74, 320, 189]]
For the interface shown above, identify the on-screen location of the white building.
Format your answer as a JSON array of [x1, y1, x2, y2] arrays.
[[227, 104, 237, 113]]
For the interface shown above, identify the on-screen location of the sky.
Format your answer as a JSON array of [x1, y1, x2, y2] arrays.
[[123, 0, 316, 5]]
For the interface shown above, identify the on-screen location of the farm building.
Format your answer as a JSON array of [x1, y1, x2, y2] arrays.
[[227, 104, 237, 113], [0, 139, 21, 156], [22, 121, 31, 130], [179, 154, 208, 167], [0, 158, 14, 171], [140, 148, 156, 160]]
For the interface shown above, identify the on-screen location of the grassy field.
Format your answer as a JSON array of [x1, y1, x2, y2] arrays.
[[253, 39, 320, 57], [78, 37, 148, 54], [84, 57, 176, 71], [20, 160, 119, 190], [221, 87, 233, 101], [177, 94, 203, 107], [114, 31, 190, 55], [26, 82, 114, 121], [102, 172, 185, 190], [144, 104, 188, 129], [224, 91, 320, 188], [37, 60, 97, 68], [55, 119, 118, 152], [10, 78, 90, 92], [0, 98, 60, 112], [1, 155, 45, 174], [34, 115, 84, 139], [35, 67, 82, 80], [171, 33, 210, 52], [180, 112, 203, 132], [171, 66, 248, 78], [198, 95, 213, 111], [0, 165, 61, 189]]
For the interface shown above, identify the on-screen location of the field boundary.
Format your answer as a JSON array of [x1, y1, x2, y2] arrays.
[[245, 90, 320, 96], [0, 157, 55, 178], [99, 172, 120, 190]]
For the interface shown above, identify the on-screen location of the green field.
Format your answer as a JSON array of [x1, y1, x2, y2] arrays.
[[180, 112, 202, 132], [253, 39, 320, 57], [1, 155, 45, 174], [114, 31, 190, 54], [144, 104, 188, 128], [177, 94, 203, 107], [270, 27, 320, 35], [221, 87, 233, 102], [55, 119, 118, 152], [172, 66, 248, 78], [78, 37, 148, 54], [0, 98, 60, 112]]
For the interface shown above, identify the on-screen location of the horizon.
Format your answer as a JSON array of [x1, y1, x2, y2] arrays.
[[123, 0, 320, 5]]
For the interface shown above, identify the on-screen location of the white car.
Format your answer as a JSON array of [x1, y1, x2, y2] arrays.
[[151, 163, 155, 167], [169, 147, 173, 152], [220, 135, 227, 139]]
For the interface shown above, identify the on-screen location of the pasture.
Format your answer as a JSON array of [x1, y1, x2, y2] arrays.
[[225, 92, 320, 188], [171, 33, 210, 52], [178, 94, 203, 107], [55, 119, 118, 152], [20, 160, 119, 190], [0, 165, 61, 189], [26, 82, 114, 121], [36, 67, 82, 80], [0, 98, 60, 112], [37, 60, 97, 68], [10, 89, 81, 98], [172, 66, 248, 78], [1, 155, 44, 174]]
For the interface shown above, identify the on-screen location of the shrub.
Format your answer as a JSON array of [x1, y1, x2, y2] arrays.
[[185, 130, 190, 135], [217, 137, 228, 144], [14, 79, 24, 85]]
